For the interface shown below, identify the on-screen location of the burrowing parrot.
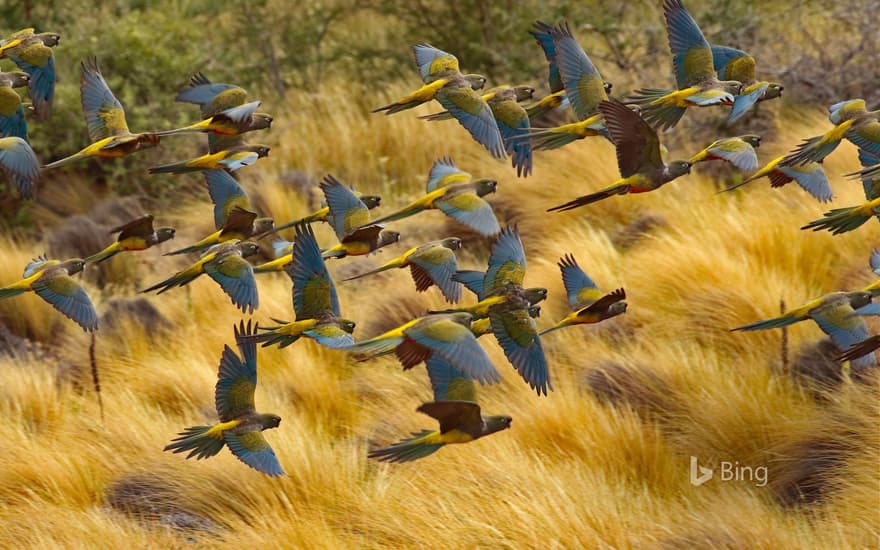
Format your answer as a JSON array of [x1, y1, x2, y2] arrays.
[[802, 149, 880, 234], [317, 175, 399, 260], [86, 215, 176, 263], [344, 312, 501, 385], [248, 223, 356, 350], [165, 206, 273, 256], [175, 72, 249, 153], [148, 143, 270, 175], [204, 169, 251, 230], [142, 241, 260, 313], [0, 255, 97, 331], [688, 135, 761, 172], [451, 226, 551, 395], [165, 320, 284, 477], [0, 70, 30, 141], [418, 85, 534, 122], [548, 99, 693, 212], [782, 99, 880, 165], [344, 238, 463, 303], [374, 44, 505, 159], [156, 100, 272, 138], [368, 400, 511, 463], [0, 29, 59, 121], [711, 45, 783, 125], [487, 87, 533, 177], [520, 21, 610, 151], [0, 136, 39, 198], [266, 177, 382, 238], [626, 0, 741, 130], [540, 254, 627, 336], [43, 58, 160, 170], [367, 169, 500, 236], [731, 291, 877, 370], [722, 155, 832, 202]]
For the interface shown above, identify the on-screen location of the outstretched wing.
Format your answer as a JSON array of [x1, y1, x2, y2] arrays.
[[483, 226, 526, 293], [426, 157, 470, 193], [558, 253, 601, 309], [413, 44, 460, 83], [215, 325, 257, 422], [600, 100, 663, 177], [321, 174, 371, 240], [490, 307, 551, 395], [436, 85, 506, 159], [33, 272, 98, 332], [205, 170, 250, 230], [80, 57, 129, 140], [224, 431, 284, 477], [549, 21, 607, 119], [664, 0, 716, 88], [287, 223, 341, 319]]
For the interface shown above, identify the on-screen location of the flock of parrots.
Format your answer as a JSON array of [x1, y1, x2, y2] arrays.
[[0, 0, 878, 476]]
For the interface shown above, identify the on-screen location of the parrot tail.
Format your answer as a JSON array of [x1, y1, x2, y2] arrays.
[[837, 335, 880, 364], [0, 287, 26, 300], [531, 130, 579, 151], [367, 430, 445, 463], [148, 161, 199, 175], [164, 425, 227, 460], [418, 110, 454, 122], [547, 185, 629, 212], [43, 152, 86, 170], [368, 206, 422, 226], [85, 242, 122, 264], [344, 258, 403, 281], [639, 101, 686, 131], [346, 335, 406, 360], [371, 100, 422, 115], [538, 321, 569, 336], [731, 316, 804, 332], [801, 207, 871, 235], [141, 266, 201, 294], [238, 323, 302, 349], [154, 127, 199, 138], [782, 134, 840, 166], [624, 88, 672, 105], [253, 255, 291, 273], [165, 242, 210, 256]]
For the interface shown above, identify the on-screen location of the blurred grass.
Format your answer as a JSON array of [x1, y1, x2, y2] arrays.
[[0, 80, 878, 547], [0, 1, 879, 547]]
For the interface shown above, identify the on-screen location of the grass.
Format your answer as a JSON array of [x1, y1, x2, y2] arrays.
[[0, 79, 878, 548]]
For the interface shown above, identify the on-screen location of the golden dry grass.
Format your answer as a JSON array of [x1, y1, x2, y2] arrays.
[[0, 82, 878, 548]]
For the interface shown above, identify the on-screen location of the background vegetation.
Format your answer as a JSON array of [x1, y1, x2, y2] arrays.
[[0, 1, 877, 547]]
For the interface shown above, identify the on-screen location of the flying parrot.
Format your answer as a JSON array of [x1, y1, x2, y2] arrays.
[[722, 155, 832, 202], [344, 312, 501, 385], [142, 241, 260, 313], [711, 45, 783, 125], [540, 254, 627, 336], [247, 223, 356, 350], [689, 135, 761, 172], [0, 256, 97, 331], [174, 72, 249, 153], [165, 206, 273, 256], [156, 100, 272, 138], [801, 149, 880, 234], [0, 29, 59, 121], [625, 0, 741, 130], [781, 99, 880, 165], [148, 143, 270, 175], [43, 58, 160, 170], [731, 291, 877, 371], [86, 215, 176, 263], [165, 320, 284, 477], [344, 237, 464, 303], [548, 99, 693, 211], [0, 136, 40, 198]]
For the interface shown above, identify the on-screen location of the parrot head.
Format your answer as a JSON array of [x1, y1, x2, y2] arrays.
[[513, 85, 536, 102], [473, 178, 497, 197], [463, 74, 487, 91], [378, 230, 401, 247], [448, 311, 475, 326], [338, 319, 357, 334], [62, 258, 87, 275], [484, 414, 513, 434], [259, 413, 282, 430], [252, 113, 273, 130], [157, 227, 176, 243], [524, 287, 548, 305], [848, 291, 873, 310], [720, 80, 743, 97], [764, 83, 784, 100], [361, 195, 382, 210], [38, 32, 61, 47], [252, 145, 271, 158], [604, 301, 628, 320], [528, 305, 541, 318], [254, 218, 275, 235], [741, 134, 762, 148], [3, 70, 30, 88], [238, 241, 260, 257], [668, 160, 692, 178], [440, 237, 462, 251], [603, 81, 613, 94]]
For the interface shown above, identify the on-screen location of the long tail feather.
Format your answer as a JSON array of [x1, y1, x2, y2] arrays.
[[163, 425, 226, 460], [368, 430, 445, 463]]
